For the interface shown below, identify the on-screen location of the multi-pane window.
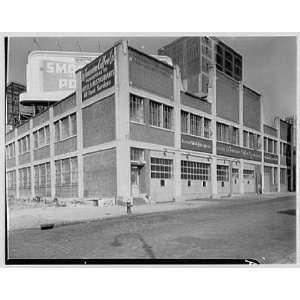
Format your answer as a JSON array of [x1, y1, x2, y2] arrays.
[[70, 113, 77, 136], [130, 148, 144, 162], [280, 168, 286, 184], [204, 118, 211, 138], [34, 162, 51, 197], [190, 114, 202, 137], [181, 160, 210, 180], [18, 135, 30, 155], [6, 171, 16, 190], [149, 101, 161, 127], [54, 113, 77, 142], [33, 125, 50, 149], [181, 111, 189, 133], [264, 137, 267, 152], [267, 138, 273, 153], [150, 157, 173, 179], [181, 111, 211, 139], [19, 167, 31, 189], [217, 165, 229, 181], [55, 157, 78, 187], [216, 122, 229, 143], [243, 131, 248, 147], [130, 94, 144, 123], [243, 169, 254, 179], [163, 105, 173, 129], [6, 142, 15, 160], [231, 127, 239, 145], [61, 116, 70, 140], [149, 100, 173, 130], [244, 130, 261, 150]]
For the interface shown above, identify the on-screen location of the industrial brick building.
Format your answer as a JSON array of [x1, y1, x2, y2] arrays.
[[5, 38, 295, 206]]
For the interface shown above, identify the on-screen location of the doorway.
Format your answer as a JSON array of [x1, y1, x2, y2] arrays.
[[131, 166, 140, 197]]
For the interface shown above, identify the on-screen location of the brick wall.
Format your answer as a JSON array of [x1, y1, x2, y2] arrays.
[[83, 148, 117, 198], [82, 95, 116, 148], [243, 86, 261, 131]]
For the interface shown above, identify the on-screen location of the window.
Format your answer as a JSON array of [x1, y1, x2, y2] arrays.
[[204, 118, 211, 138], [34, 131, 38, 149], [280, 168, 286, 184], [163, 105, 173, 130], [268, 138, 273, 153], [243, 131, 248, 147], [34, 162, 51, 197], [33, 125, 50, 149], [19, 167, 31, 189], [45, 126, 50, 144], [264, 137, 267, 152], [6, 142, 15, 159], [149, 100, 173, 130], [130, 148, 144, 162], [151, 157, 173, 179], [7, 171, 16, 190], [181, 160, 210, 180], [55, 114, 77, 142], [249, 133, 254, 149], [181, 111, 189, 133], [18, 135, 30, 155], [55, 157, 78, 187], [217, 165, 229, 181], [130, 94, 144, 123], [190, 114, 202, 137], [149, 101, 161, 127], [61, 116, 70, 140], [231, 127, 239, 145], [54, 121, 60, 142], [243, 169, 254, 179], [70, 113, 77, 136], [217, 122, 229, 143], [274, 141, 277, 154]]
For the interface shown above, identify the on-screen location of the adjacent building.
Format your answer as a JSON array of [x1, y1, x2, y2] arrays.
[[5, 38, 296, 206]]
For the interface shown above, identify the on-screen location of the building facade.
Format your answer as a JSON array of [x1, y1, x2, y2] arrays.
[[5, 39, 295, 206]]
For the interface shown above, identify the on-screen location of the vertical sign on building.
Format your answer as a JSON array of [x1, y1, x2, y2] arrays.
[[81, 47, 115, 101]]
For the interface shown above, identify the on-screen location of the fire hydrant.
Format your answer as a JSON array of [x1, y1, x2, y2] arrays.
[[126, 201, 133, 214]]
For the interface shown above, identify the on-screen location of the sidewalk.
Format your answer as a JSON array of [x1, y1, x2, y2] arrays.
[[7, 192, 295, 231]]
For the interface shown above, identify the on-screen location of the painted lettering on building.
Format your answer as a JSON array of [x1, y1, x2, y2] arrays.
[[264, 152, 278, 164], [181, 134, 213, 153], [217, 142, 262, 161], [81, 48, 115, 101]]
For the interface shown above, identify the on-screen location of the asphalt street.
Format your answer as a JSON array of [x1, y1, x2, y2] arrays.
[[8, 196, 296, 263]]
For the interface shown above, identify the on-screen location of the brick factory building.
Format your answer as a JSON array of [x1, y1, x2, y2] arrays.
[[5, 38, 296, 206]]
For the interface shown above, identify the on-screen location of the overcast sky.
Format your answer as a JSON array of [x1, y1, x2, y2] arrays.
[[8, 35, 296, 125]]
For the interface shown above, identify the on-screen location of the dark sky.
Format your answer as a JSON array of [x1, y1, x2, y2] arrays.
[[8, 35, 296, 125]]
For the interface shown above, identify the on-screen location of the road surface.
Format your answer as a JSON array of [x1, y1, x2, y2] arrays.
[[8, 196, 296, 263]]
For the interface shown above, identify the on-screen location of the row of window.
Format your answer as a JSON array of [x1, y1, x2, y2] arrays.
[[130, 94, 174, 130], [54, 113, 77, 142], [243, 130, 261, 150], [181, 111, 211, 138], [181, 160, 210, 180], [6, 142, 15, 159], [217, 122, 239, 145], [33, 125, 50, 149]]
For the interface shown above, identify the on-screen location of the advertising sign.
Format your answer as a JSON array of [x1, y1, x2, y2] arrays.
[[181, 134, 213, 153], [81, 47, 115, 101], [264, 152, 278, 164], [217, 142, 262, 162], [41, 56, 97, 92]]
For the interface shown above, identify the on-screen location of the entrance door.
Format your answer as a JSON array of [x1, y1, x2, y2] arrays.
[[131, 166, 140, 197], [232, 168, 239, 194]]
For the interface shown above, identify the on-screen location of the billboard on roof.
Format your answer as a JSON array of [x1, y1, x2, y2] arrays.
[[20, 51, 100, 104]]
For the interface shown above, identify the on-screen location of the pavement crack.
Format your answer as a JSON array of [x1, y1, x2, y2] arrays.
[[111, 233, 156, 259]]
